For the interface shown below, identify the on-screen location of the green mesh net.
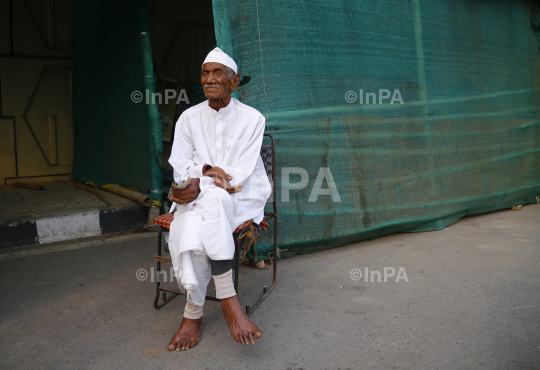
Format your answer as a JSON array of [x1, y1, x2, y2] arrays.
[[213, 0, 540, 259]]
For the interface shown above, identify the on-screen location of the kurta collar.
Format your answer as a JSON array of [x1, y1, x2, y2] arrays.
[[206, 98, 235, 117]]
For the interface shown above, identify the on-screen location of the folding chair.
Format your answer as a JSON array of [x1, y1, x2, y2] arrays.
[[153, 133, 278, 317]]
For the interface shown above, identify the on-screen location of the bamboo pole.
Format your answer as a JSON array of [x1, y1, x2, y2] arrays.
[[104, 186, 153, 207]]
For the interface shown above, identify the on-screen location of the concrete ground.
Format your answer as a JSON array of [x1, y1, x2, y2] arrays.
[[0, 181, 137, 221], [0, 181, 148, 249], [0, 205, 539, 369]]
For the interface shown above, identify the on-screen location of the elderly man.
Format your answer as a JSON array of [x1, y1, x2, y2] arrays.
[[166, 47, 271, 351]]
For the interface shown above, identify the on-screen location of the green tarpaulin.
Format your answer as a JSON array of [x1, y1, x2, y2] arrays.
[[212, 0, 540, 258]]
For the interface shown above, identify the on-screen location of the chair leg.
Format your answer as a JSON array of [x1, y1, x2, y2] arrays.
[[153, 226, 163, 308], [234, 239, 240, 293], [272, 215, 278, 285], [154, 226, 180, 309], [245, 216, 278, 318]]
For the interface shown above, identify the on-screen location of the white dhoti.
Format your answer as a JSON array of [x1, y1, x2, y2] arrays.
[[168, 184, 237, 306]]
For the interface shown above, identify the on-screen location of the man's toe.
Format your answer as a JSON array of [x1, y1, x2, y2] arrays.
[[168, 336, 179, 351], [254, 330, 263, 339], [248, 332, 256, 344]]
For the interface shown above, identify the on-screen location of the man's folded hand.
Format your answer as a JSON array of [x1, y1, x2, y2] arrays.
[[169, 178, 201, 204], [212, 175, 243, 194], [205, 166, 232, 181], [205, 167, 242, 194]]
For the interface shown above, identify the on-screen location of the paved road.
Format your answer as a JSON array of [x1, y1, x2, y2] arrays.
[[1, 206, 539, 369]]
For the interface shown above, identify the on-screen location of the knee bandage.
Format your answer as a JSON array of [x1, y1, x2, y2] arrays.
[[213, 269, 236, 300], [184, 301, 203, 319]]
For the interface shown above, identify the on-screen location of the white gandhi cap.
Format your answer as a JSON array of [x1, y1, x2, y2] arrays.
[[202, 47, 238, 74]]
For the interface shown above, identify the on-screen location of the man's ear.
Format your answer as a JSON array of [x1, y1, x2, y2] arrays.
[[231, 73, 240, 91]]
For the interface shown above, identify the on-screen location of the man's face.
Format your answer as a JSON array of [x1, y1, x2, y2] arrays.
[[201, 62, 239, 100]]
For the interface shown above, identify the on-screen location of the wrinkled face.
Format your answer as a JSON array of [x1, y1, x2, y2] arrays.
[[201, 62, 238, 99]]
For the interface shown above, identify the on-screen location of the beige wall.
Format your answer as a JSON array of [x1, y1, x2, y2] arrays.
[[0, 0, 73, 185], [0, 0, 215, 182]]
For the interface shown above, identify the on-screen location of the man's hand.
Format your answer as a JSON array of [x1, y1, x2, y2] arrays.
[[213, 175, 243, 194], [204, 166, 232, 181], [169, 178, 201, 204], [205, 167, 242, 194]]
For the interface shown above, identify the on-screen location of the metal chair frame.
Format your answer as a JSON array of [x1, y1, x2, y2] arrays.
[[153, 133, 278, 317]]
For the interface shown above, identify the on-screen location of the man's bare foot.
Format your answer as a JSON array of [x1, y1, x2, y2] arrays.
[[167, 317, 203, 351], [221, 295, 262, 344]]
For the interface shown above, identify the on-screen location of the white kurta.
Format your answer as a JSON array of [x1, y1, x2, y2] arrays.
[[167, 98, 271, 305]]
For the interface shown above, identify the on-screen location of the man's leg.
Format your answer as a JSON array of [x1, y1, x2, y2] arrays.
[[174, 187, 263, 345], [210, 259, 263, 345], [168, 251, 211, 351]]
